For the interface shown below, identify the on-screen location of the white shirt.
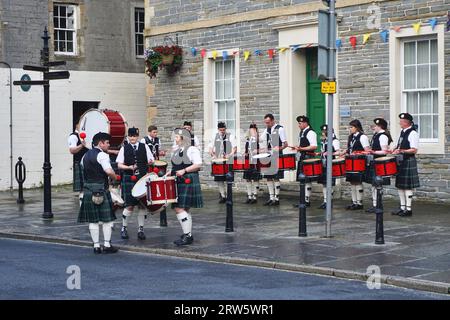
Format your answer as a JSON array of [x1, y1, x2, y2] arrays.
[[173, 146, 202, 165], [68, 131, 80, 148], [400, 126, 419, 149], [321, 137, 340, 153], [80, 147, 112, 171], [116, 142, 154, 164], [299, 126, 318, 147], [377, 130, 389, 149], [355, 132, 370, 149], [208, 132, 237, 156], [260, 123, 288, 150]]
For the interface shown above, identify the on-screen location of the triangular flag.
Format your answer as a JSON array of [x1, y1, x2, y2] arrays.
[[222, 51, 228, 60], [254, 49, 262, 56], [244, 51, 251, 61], [291, 45, 301, 52], [232, 50, 240, 56], [363, 33, 371, 45], [268, 49, 275, 60], [336, 39, 342, 50], [413, 22, 422, 34], [380, 30, 389, 43], [212, 50, 218, 60], [393, 26, 402, 33], [429, 18, 438, 30], [349, 36, 357, 49], [200, 49, 207, 59], [191, 48, 197, 56], [279, 47, 288, 53]]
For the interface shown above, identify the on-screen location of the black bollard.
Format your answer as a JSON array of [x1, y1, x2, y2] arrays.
[[298, 171, 307, 237], [225, 171, 234, 232], [160, 208, 168, 227], [15, 157, 26, 204], [374, 175, 385, 245]]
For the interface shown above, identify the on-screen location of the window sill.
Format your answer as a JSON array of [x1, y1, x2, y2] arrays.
[[418, 142, 445, 155]]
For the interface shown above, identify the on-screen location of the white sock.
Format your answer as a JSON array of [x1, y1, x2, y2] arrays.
[[122, 208, 132, 228], [323, 187, 327, 203], [253, 181, 259, 198], [305, 183, 312, 203], [218, 182, 226, 198], [274, 180, 281, 200], [356, 184, 363, 205], [398, 189, 406, 210], [351, 185, 357, 204], [137, 212, 146, 229], [267, 180, 275, 200], [177, 210, 192, 235], [405, 190, 413, 211], [102, 222, 113, 247], [89, 223, 100, 248], [246, 182, 252, 198], [372, 186, 377, 207]]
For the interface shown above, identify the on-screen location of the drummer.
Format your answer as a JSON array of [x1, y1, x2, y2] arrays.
[[208, 122, 237, 203], [68, 122, 89, 201], [166, 128, 203, 246], [292, 116, 317, 208], [391, 113, 420, 217], [260, 114, 288, 206], [172, 121, 200, 151], [317, 124, 340, 209], [364, 118, 393, 213], [345, 119, 371, 210], [243, 123, 261, 204], [117, 127, 154, 241], [142, 125, 166, 160]]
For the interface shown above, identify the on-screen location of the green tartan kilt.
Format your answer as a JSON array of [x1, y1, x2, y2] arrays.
[[395, 156, 420, 189], [121, 175, 140, 207], [78, 182, 116, 223], [73, 161, 84, 192], [172, 172, 203, 209], [364, 163, 391, 186]]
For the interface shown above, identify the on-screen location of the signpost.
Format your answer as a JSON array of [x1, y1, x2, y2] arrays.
[[318, 0, 337, 238], [13, 27, 70, 220]]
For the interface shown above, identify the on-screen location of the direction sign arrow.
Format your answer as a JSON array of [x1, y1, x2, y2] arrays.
[[13, 80, 49, 86], [44, 71, 70, 80], [23, 65, 48, 72]]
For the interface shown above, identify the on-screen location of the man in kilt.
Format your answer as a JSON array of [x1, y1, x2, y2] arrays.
[[292, 116, 317, 208], [117, 127, 154, 240], [78, 132, 119, 254], [364, 118, 393, 213], [243, 123, 261, 204], [167, 128, 203, 246], [392, 113, 420, 217], [68, 122, 88, 201], [261, 114, 288, 206]]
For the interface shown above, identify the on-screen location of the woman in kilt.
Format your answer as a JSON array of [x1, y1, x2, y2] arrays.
[[243, 124, 261, 204], [167, 128, 203, 246], [364, 118, 393, 213], [78, 132, 119, 254], [391, 113, 420, 217]]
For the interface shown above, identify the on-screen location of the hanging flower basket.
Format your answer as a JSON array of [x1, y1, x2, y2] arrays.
[[144, 45, 183, 78]]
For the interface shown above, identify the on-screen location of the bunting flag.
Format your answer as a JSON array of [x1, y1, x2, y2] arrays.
[[447, 11, 450, 31], [413, 22, 422, 34], [244, 51, 251, 61], [222, 51, 229, 60], [393, 26, 402, 33], [363, 33, 371, 45], [278, 47, 288, 53], [212, 50, 218, 60], [191, 48, 197, 56], [429, 18, 438, 30], [380, 30, 389, 43], [268, 49, 275, 60], [200, 48, 207, 59], [349, 36, 357, 49], [291, 45, 301, 52], [336, 39, 342, 50], [254, 49, 262, 56], [232, 50, 240, 56]]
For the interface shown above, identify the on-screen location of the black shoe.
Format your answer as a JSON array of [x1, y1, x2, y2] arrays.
[[219, 197, 227, 204], [399, 210, 412, 217], [318, 203, 327, 209], [366, 207, 376, 213], [391, 208, 404, 216], [346, 203, 356, 210], [351, 204, 364, 210], [93, 247, 102, 254], [120, 227, 129, 240], [305, 201, 311, 208], [250, 198, 257, 204], [245, 198, 252, 204], [174, 234, 194, 246], [102, 245, 119, 254], [292, 203, 299, 208], [137, 230, 146, 240], [264, 200, 273, 206], [271, 200, 280, 206]]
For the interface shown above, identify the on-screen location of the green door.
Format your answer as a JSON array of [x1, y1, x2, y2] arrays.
[[306, 48, 325, 148]]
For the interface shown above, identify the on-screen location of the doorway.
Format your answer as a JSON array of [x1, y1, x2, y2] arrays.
[[73, 101, 99, 131]]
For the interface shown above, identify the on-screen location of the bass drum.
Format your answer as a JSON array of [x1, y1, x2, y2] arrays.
[[78, 108, 127, 149]]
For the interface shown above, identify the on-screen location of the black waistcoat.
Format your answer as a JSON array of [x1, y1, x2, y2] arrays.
[[144, 136, 160, 160], [397, 128, 416, 159], [171, 147, 193, 174], [266, 125, 283, 150], [347, 133, 364, 154], [123, 143, 148, 176], [71, 132, 88, 162], [83, 148, 108, 186]]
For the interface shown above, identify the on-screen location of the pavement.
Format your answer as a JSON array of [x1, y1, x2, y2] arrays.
[[1, 185, 450, 295], [1, 238, 448, 300]]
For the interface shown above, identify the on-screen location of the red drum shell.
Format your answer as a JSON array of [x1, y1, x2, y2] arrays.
[[332, 159, 346, 177], [302, 159, 323, 178], [375, 157, 398, 177], [232, 155, 251, 172], [279, 154, 297, 171], [146, 177, 177, 205], [212, 159, 230, 176], [102, 110, 127, 148], [345, 154, 367, 173]]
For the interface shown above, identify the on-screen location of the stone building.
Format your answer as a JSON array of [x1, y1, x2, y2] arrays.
[[144, 0, 450, 202], [0, 0, 147, 190]]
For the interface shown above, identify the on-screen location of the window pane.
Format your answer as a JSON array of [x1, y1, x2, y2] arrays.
[[215, 61, 223, 80], [420, 91, 432, 114], [67, 16, 74, 29], [54, 17, 59, 28], [404, 42, 416, 65], [406, 92, 418, 115], [67, 31, 73, 41], [433, 115, 438, 139], [54, 5, 58, 16], [216, 81, 224, 100], [417, 65, 429, 89], [430, 64, 438, 88], [60, 31, 66, 41], [218, 102, 226, 120], [433, 91, 438, 114], [224, 80, 233, 99], [60, 17, 66, 29], [60, 5, 66, 17], [419, 115, 432, 139], [224, 60, 233, 79], [404, 66, 416, 89], [430, 39, 437, 63], [227, 120, 236, 132], [226, 101, 235, 119], [417, 40, 429, 64], [67, 41, 73, 52]]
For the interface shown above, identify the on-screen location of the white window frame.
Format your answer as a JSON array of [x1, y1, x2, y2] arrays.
[[203, 49, 241, 152], [134, 7, 145, 58], [213, 58, 237, 135], [401, 37, 438, 143], [390, 24, 445, 154], [53, 3, 78, 56]]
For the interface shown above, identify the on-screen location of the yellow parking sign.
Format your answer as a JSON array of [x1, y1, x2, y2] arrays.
[[321, 81, 336, 94]]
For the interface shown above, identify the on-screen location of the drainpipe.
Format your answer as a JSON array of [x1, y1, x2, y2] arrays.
[[0, 61, 13, 191]]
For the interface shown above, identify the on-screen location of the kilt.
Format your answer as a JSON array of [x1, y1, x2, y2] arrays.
[[121, 174, 140, 207], [364, 163, 391, 186], [78, 182, 116, 223], [172, 172, 203, 209], [243, 165, 261, 181], [262, 170, 285, 180], [73, 161, 84, 192], [395, 156, 420, 189], [346, 172, 364, 183], [213, 175, 227, 182], [317, 166, 336, 186]]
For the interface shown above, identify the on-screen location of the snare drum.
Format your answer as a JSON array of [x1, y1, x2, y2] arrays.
[[211, 158, 230, 176], [148, 160, 168, 175], [302, 158, 323, 178], [279, 153, 297, 171], [232, 154, 251, 172], [253, 153, 272, 169], [332, 158, 346, 178], [110, 186, 124, 211], [146, 176, 177, 205], [131, 173, 165, 213], [374, 156, 398, 177], [79, 109, 127, 149], [345, 154, 367, 173]]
